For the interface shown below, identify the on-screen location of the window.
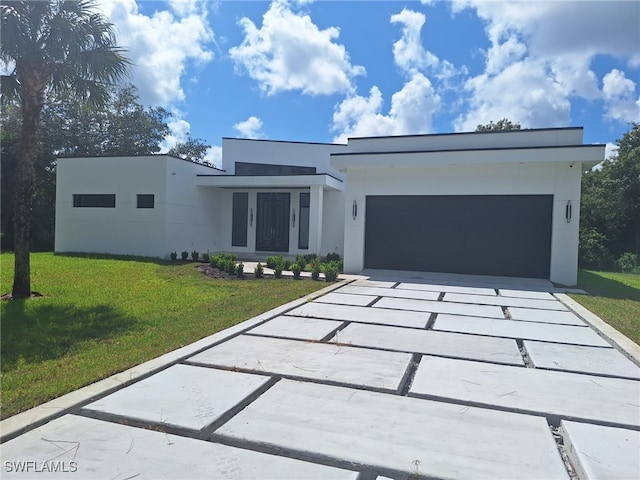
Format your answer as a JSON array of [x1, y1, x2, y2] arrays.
[[235, 162, 316, 176], [232, 192, 248, 247], [73, 194, 115, 208], [137, 194, 155, 209], [298, 193, 310, 249]]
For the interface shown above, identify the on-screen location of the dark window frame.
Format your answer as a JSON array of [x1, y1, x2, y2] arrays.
[[137, 194, 155, 209], [235, 161, 316, 176], [232, 192, 249, 247], [73, 194, 116, 208], [298, 192, 310, 250]]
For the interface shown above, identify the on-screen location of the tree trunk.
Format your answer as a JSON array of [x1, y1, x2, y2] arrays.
[[12, 72, 45, 299]]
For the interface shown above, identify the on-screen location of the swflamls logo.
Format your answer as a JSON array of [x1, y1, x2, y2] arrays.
[[4, 460, 78, 473]]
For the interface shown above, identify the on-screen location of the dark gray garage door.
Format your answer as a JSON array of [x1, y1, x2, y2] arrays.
[[364, 195, 553, 278]]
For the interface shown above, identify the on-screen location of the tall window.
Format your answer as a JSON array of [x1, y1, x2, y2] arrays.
[[232, 192, 248, 247], [298, 193, 310, 249], [73, 194, 115, 208], [137, 194, 154, 208]]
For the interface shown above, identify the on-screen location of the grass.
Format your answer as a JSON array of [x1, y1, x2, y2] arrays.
[[0, 253, 325, 419], [569, 269, 640, 345]]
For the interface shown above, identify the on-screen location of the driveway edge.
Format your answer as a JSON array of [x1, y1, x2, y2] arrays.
[[555, 293, 640, 363], [0, 279, 350, 443]]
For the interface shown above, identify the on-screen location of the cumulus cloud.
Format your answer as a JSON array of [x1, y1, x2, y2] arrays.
[[228, 0, 365, 96], [97, 0, 215, 106], [234, 116, 265, 139], [602, 69, 640, 123], [331, 74, 440, 142], [450, 0, 639, 129]]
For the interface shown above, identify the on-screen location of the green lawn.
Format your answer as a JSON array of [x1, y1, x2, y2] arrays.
[[0, 253, 325, 419], [570, 270, 640, 345]]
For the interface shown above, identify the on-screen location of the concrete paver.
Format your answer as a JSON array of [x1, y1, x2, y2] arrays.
[[396, 282, 496, 296], [444, 292, 568, 310], [332, 322, 525, 365], [508, 307, 587, 326], [82, 364, 270, 431], [187, 334, 412, 392], [410, 355, 640, 428], [216, 379, 569, 480], [1, 415, 359, 479], [246, 316, 343, 341], [525, 340, 640, 379], [434, 313, 611, 346], [287, 302, 431, 328], [314, 291, 377, 306], [375, 296, 504, 317], [3, 271, 639, 480], [560, 420, 640, 480], [338, 284, 441, 301]]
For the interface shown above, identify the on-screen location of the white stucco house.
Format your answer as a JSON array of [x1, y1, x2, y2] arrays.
[[55, 127, 605, 286]]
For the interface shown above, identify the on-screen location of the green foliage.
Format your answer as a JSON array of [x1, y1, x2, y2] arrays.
[[580, 123, 640, 269], [254, 262, 264, 278], [283, 259, 292, 270], [323, 264, 339, 282], [191, 250, 199, 261], [274, 265, 283, 278], [324, 252, 341, 262], [181, 251, 189, 261], [266, 255, 285, 269], [202, 252, 210, 263], [475, 119, 521, 132], [225, 261, 236, 276], [170, 252, 177, 261], [292, 263, 301, 279], [236, 262, 244, 278], [168, 136, 212, 165], [617, 253, 637, 273], [311, 263, 321, 281]]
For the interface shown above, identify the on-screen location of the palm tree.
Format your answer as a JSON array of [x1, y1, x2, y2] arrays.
[[1, 0, 129, 298]]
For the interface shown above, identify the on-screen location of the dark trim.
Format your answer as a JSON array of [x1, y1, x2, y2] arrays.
[[57, 154, 225, 171], [196, 172, 344, 183], [346, 126, 585, 142], [330, 143, 605, 158]]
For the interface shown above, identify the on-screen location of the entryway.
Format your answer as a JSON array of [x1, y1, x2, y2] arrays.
[[256, 193, 290, 252]]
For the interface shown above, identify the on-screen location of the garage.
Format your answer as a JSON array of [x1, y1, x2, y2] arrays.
[[364, 194, 553, 278]]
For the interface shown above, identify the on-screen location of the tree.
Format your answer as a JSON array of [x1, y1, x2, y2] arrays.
[[476, 119, 522, 132], [579, 123, 640, 268], [168, 136, 211, 164], [1, 0, 129, 298]]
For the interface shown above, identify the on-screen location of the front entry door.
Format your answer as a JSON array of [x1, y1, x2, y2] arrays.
[[256, 193, 290, 252]]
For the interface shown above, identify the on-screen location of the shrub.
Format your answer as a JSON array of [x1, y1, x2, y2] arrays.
[[324, 264, 339, 282], [254, 262, 264, 278], [225, 261, 236, 276], [303, 253, 317, 264], [170, 251, 177, 260], [202, 252, 210, 263], [266, 256, 279, 269], [325, 252, 341, 262], [292, 263, 301, 279], [579, 228, 615, 270], [236, 262, 244, 278], [181, 250, 189, 261], [311, 263, 321, 281], [283, 259, 292, 270], [191, 250, 199, 261], [274, 265, 283, 278], [617, 252, 637, 273]]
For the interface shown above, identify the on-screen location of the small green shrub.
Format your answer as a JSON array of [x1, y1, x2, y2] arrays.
[[292, 263, 301, 279], [283, 259, 292, 270], [311, 263, 321, 281], [265, 256, 278, 269], [303, 253, 317, 264], [191, 250, 199, 261], [202, 252, 210, 263], [181, 250, 189, 261], [170, 251, 177, 260], [617, 252, 637, 273], [324, 264, 339, 282], [274, 265, 283, 278], [325, 252, 341, 262], [236, 262, 244, 278], [226, 261, 236, 275], [254, 262, 264, 278]]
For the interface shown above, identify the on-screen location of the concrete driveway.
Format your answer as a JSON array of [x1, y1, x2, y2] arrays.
[[2, 271, 639, 479]]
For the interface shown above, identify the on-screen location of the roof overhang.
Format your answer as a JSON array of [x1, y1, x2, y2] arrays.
[[195, 174, 344, 191], [331, 144, 606, 171]]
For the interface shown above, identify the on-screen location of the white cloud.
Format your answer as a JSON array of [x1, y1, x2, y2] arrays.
[[332, 74, 440, 142], [450, 0, 639, 129], [602, 69, 640, 123], [234, 116, 265, 139], [97, 0, 215, 106], [229, 0, 365, 96], [204, 145, 223, 168]]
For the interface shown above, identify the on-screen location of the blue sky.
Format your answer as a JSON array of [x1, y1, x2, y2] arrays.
[[95, 0, 639, 165]]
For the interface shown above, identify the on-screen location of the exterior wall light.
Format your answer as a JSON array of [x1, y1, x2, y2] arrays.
[[352, 200, 358, 220], [565, 200, 572, 223]]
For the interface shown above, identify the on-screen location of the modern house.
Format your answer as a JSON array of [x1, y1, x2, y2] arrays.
[[54, 127, 605, 286]]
